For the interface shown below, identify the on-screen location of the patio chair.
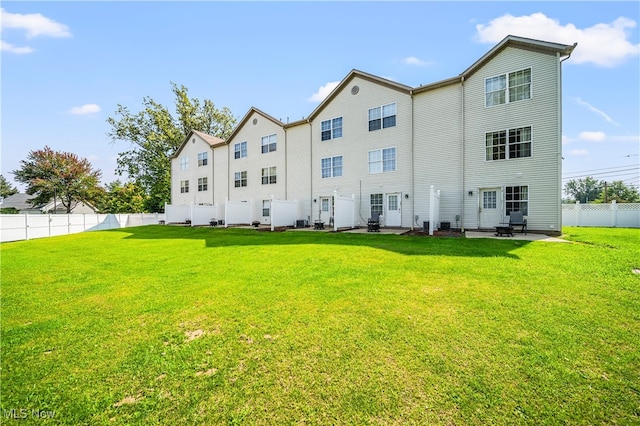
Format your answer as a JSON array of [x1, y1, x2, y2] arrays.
[[509, 211, 527, 235], [367, 212, 380, 232]]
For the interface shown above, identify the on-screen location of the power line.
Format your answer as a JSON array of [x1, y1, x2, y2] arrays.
[[562, 163, 639, 177], [562, 167, 640, 181]]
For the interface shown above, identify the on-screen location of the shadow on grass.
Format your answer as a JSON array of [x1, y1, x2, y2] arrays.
[[117, 225, 530, 259]]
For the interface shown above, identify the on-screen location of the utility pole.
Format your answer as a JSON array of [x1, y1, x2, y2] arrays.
[[604, 181, 608, 204]]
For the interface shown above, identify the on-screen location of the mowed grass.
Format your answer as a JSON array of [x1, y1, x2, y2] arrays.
[[1, 226, 639, 425]]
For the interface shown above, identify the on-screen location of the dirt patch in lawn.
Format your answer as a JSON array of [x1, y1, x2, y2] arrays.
[[402, 229, 464, 238]]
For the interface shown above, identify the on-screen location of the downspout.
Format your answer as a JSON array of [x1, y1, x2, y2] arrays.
[[309, 119, 313, 224], [210, 146, 215, 206], [410, 91, 415, 230], [284, 127, 288, 200], [558, 45, 575, 233], [460, 75, 466, 232]]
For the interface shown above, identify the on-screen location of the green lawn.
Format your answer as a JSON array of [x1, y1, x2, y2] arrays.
[[1, 226, 639, 424]]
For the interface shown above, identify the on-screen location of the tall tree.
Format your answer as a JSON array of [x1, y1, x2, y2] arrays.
[[564, 176, 603, 204], [107, 83, 236, 212], [597, 180, 640, 203], [97, 180, 148, 213], [13, 147, 102, 213], [0, 175, 18, 197]]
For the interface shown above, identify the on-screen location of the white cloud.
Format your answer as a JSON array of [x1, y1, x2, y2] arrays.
[[308, 81, 339, 102], [570, 149, 590, 156], [69, 104, 101, 115], [402, 56, 430, 66], [579, 131, 606, 142], [1, 8, 71, 38], [0, 40, 33, 54], [575, 98, 619, 125], [475, 13, 640, 67]]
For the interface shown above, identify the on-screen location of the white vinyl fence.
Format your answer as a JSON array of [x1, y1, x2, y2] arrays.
[[224, 199, 253, 227], [333, 192, 356, 231], [270, 199, 298, 230], [0, 213, 165, 243], [562, 201, 640, 228]]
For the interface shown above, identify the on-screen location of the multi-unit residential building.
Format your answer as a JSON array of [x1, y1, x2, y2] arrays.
[[170, 35, 576, 234]]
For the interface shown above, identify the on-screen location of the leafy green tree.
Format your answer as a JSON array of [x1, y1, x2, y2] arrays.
[[107, 83, 236, 212], [0, 175, 18, 197], [597, 180, 640, 203], [564, 176, 603, 204], [98, 180, 148, 213], [13, 146, 102, 213]]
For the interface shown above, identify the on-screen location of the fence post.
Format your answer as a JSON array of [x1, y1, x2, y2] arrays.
[[25, 214, 29, 240], [575, 201, 581, 227], [611, 200, 618, 227]]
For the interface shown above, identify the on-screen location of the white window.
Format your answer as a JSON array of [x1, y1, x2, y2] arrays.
[[370, 193, 383, 216], [197, 152, 208, 167], [483, 191, 497, 209], [180, 180, 189, 193], [234, 171, 247, 188], [262, 200, 270, 217], [261, 166, 277, 185], [368, 103, 396, 131], [234, 142, 247, 159], [485, 68, 531, 107], [197, 177, 208, 191], [486, 126, 532, 161], [321, 117, 343, 141], [261, 134, 277, 153], [180, 156, 189, 170], [321, 156, 343, 178], [506, 186, 528, 216], [368, 147, 396, 174]]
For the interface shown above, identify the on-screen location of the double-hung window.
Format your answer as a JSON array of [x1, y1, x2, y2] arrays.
[[368, 147, 396, 174], [370, 193, 383, 217], [486, 126, 531, 161], [368, 103, 396, 131], [261, 134, 277, 153], [485, 68, 531, 107], [180, 180, 189, 193], [261, 166, 277, 185], [234, 171, 247, 188], [321, 117, 343, 141], [180, 156, 189, 170], [321, 156, 343, 178], [506, 186, 528, 216], [234, 142, 247, 159], [197, 177, 208, 191], [197, 152, 208, 167]]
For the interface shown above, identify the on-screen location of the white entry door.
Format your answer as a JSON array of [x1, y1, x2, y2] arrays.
[[479, 188, 501, 228], [386, 193, 402, 226], [319, 196, 333, 224]]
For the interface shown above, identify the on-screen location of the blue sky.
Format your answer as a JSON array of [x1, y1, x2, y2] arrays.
[[2, 1, 639, 194]]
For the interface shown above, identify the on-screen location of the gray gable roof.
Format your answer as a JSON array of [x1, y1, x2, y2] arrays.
[[1, 193, 41, 210]]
